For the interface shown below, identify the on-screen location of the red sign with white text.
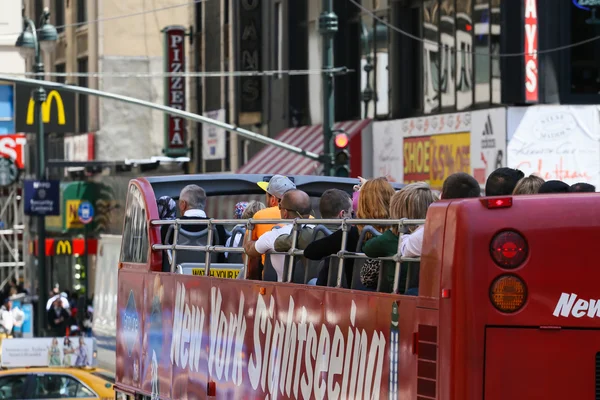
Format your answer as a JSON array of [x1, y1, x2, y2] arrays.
[[0, 134, 26, 169], [116, 273, 430, 399], [164, 26, 187, 156], [524, 0, 538, 102]]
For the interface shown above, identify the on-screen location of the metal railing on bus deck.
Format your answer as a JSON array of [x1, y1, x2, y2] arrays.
[[151, 218, 425, 294]]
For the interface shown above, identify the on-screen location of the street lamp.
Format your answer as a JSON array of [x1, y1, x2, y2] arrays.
[[15, 7, 57, 337]]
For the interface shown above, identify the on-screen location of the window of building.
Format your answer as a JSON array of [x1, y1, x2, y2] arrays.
[[473, 0, 490, 104], [275, 2, 283, 78], [54, 0, 65, 33], [440, 0, 456, 110], [423, 0, 440, 114], [490, 0, 501, 103], [456, 0, 474, 110], [55, 63, 66, 84], [570, 4, 600, 94], [77, 58, 88, 133], [77, 0, 87, 24], [0, 85, 15, 135]]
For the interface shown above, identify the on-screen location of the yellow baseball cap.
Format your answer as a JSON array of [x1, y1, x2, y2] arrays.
[[257, 175, 296, 198]]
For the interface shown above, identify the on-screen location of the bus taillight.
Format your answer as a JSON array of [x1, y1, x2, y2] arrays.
[[489, 274, 527, 313], [490, 230, 528, 269]]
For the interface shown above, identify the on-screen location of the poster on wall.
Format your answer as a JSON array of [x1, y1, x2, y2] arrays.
[[403, 133, 471, 189], [471, 108, 507, 185], [372, 120, 404, 182], [507, 106, 600, 188], [202, 109, 227, 160], [372, 111, 472, 183], [1, 337, 97, 367]]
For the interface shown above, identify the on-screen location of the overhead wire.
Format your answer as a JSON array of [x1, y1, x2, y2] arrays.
[[0, 0, 205, 37], [2, 68, 352, 78], [348, 0, 600, 57]]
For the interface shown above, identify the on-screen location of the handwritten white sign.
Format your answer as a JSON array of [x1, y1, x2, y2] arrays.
[[507, 106, 600, 187]]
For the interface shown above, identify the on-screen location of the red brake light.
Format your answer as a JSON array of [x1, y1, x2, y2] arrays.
[[483, 197, 513, 209], [490, 230, 528, 269]]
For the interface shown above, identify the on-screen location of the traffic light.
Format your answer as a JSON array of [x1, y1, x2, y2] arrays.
[[333, 132, 350, 177]]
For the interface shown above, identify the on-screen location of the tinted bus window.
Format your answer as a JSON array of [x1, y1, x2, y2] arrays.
[[121, 185, 148, 264]]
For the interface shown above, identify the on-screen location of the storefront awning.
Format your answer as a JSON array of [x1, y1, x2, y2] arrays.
[[237, 119, 371, 175]]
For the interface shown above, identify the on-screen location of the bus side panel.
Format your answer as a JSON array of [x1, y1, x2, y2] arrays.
[[141, 273, 176, 399], [137, 275, 409, 399], [116, 268, 146, 392]]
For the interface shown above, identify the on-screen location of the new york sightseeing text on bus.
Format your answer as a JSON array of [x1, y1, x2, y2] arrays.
[[114, 174, 600, 400]]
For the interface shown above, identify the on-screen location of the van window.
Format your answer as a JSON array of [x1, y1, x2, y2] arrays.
[[121, 184, 148, 264]]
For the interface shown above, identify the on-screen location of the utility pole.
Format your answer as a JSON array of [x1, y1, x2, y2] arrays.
[[16, 8, 58, 336], [319, 0, 338, 176]]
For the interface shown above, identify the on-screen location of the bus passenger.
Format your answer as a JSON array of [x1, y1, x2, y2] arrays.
[[244, 190, 314, 281], [400, 173, 480, 259], [225, 201, 265, 259], [538, 180, 570, 194], [570, 182, 596, 192], [485, 167, 524, 196], [245, 175, 297, 268], [363, 182, 438, 294], [513, 175, 545, 195], [304, 177, 394, 288], [175, 184, 228, 262], [157, 196, 177, 243], [274, 188, 352, 252]]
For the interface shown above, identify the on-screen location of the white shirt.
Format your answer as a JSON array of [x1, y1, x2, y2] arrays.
[[401, 225, 424, 258], [0, 307, 13, 332], [183, 209, 207, 218], [254, 225, 293, 282]]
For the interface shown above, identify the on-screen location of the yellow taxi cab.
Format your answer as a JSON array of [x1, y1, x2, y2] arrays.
[[0, 366, 114, 400], [0, 337, 113, 399]]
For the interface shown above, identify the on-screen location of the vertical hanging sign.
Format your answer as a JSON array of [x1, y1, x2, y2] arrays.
[[163, 26, 188, 156], [237, 0, 262, 125], [524, 0, 538, 103]]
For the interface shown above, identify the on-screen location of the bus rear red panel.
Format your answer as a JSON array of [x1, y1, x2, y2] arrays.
[[484, 327, 600, 400]]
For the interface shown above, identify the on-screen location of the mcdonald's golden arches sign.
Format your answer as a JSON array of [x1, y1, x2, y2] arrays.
[[15, 84, 77, 133]]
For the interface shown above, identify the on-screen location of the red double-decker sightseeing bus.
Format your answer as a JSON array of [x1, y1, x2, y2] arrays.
[[115, 174, 600, 400]]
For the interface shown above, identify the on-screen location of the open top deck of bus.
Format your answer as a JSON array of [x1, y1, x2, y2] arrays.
[[116, 175, 600, 400], [143, 173, 404, 199]]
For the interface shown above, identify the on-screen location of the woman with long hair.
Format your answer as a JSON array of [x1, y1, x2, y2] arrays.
[[363, 182, 438, 294], [304, 177, 395, 288]]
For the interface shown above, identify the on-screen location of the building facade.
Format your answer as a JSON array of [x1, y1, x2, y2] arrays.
[[21, 0, 191, 164]]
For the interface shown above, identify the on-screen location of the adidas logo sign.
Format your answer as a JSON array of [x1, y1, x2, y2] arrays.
[[481, 114, 496, 149]]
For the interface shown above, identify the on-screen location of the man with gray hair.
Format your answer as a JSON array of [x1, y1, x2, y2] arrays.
[[169, 184, 226, 262], [178, 184, 207, 217]]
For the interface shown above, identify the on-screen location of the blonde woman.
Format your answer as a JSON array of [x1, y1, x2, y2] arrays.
[[363, 182, 438, 294], [513, 174, 545, 195]]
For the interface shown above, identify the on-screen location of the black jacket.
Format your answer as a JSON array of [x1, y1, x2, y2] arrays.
[[48, 307, 70, 337], [304, 226, 360, 287]]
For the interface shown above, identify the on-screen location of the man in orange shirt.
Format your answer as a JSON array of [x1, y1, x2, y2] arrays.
[[242, 175, 296, 277], [252, 175, 296, 241]]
